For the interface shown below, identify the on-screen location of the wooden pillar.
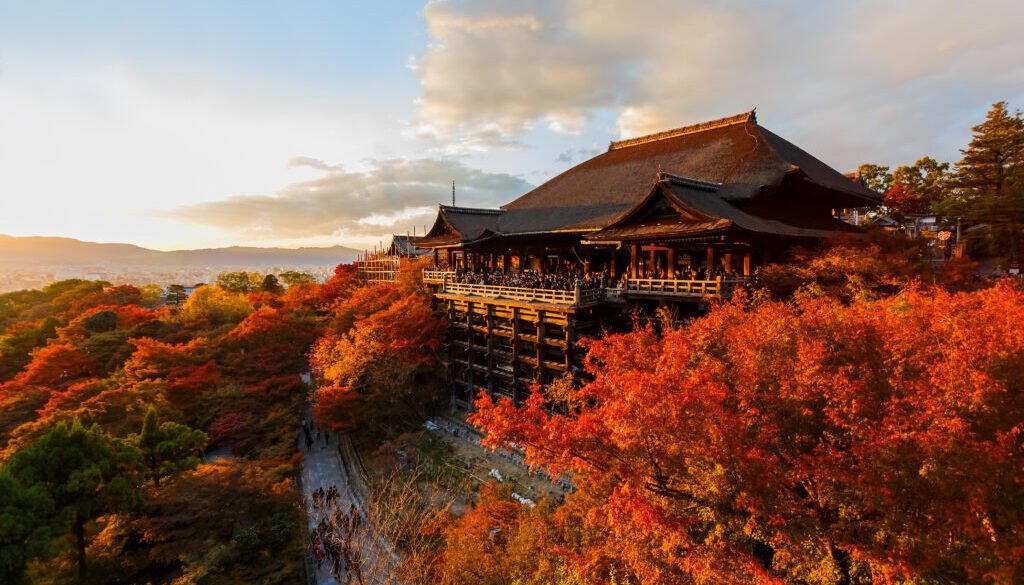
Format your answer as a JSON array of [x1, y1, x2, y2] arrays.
[[486, 306, 496, 398], [743, 250, 752, 276], [433, 248, 439, 268], [465, 301, 474, 395], [609, 250, 617, 279], [511, 307, 521, 405], [503, 254, 511, 271], [565, 318, 575, 371], [668, 248, 677, 278], [535, 311, 546, 384], [447, 300, 457, 402], [630, 244, 638, 278], [445, 249, 452, 267], [706, 246, 715, 273], [649, 248, 656, 276], [489, 254, 497, 271], [724, 251, 733, 274]]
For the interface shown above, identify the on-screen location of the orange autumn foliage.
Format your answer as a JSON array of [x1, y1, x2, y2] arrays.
[[312, 385, 361, 432], [58, 304, 160, 340], [319, 263, 360, 307], [471, 283, 1024, 584], [312, 294, 443, 389], [124, 337, 210, 382], [18, 343, 99, 388]]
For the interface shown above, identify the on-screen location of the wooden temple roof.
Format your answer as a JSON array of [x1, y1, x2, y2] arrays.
[[417, 205, 503, 248], [387, 234, 431, 256], [416, 111, 880, 248], [588, 173, 860, 242]]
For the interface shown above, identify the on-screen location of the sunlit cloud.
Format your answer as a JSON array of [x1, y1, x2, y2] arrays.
[[414, 0, 1024, 168], [159, 157, 532, 241]]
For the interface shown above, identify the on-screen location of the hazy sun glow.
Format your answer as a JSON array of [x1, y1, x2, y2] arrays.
[[1, 0, 1023, 250]]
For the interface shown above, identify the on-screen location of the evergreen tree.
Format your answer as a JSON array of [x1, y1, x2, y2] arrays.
[[8, 421, 142, 584], [166, 284, 188, 306], [132, 407, 207, 488], [278, 270, 315, 287], [0, 470, 52, 585], [261, 273, 284, 294], [942, 101, 1024, 259], [216, 271, 263, 293]]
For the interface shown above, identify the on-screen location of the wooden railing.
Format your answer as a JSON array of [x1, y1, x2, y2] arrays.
[[431, 271, 746, 305], [622, 277, 747, 298], [441, 281, 582, 305], [422, 269, 456, 284]]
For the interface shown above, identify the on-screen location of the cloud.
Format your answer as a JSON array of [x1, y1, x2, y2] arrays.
[[287, 156, 345, 173], [160, 157, 532, 240], [414, 0, 1024, 167], [557, 145, 602, 165]]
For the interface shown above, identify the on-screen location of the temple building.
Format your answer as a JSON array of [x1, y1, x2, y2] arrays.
[[406, 111, 880, 407]]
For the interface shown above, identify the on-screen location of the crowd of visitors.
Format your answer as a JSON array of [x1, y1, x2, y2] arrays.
[[448, 265, 743, 291], [451, 268, 609, 291], [309, 485, 365, 584]]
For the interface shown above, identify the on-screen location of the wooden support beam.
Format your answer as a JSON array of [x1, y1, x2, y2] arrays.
[[743, 250, 752, 276], [465, 301, 474, 395], [447, 300, 458, 401], [535, 310, 546, 384], [706, 246, 715, 272], [486, 306, 496, 397], [565, 317, 575, 371], [724, 251, 733, 274], [630, 244, 638, 278], [668, 248, 677, 278], [511, 307, 521, 405]]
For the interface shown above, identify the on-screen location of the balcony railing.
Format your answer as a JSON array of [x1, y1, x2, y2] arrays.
[[427, 269, 746, 306], [423, 269, 456, 284], [623, 277, 746, 298], [440, 281, 587, 306]]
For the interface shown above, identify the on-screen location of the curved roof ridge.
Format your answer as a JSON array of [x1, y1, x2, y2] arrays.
[[658, 172, 723, 192], [608, 109, 756, 151], [439, 204, 504, 215]]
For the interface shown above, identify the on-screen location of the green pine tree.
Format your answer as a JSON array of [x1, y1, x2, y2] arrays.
[[942, 101, 1024, 259], [0, 470, 53, 585], [261, 273, 285, 294], [133, 407, 207, 488], [8, 420, 142, 584]]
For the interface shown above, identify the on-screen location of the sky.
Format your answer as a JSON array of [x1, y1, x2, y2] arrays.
[[1, 0, 1023, 251]]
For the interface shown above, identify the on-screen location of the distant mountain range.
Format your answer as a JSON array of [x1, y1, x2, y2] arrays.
[[0, 234, 359, 268]]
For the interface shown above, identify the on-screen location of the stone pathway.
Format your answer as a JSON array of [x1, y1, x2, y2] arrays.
[[299, 421, 403, 585]]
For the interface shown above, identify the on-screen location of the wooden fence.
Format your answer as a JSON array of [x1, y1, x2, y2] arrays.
[[427, 269, 745, 304], [622, 277, 744, 297]]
